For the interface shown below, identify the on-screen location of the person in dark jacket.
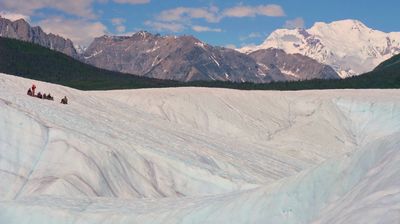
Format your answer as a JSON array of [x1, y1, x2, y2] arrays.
[[27, 88, 33, 96], [37, 92, 43, 99], [61, 96, 68, 104], [47, 93, 54, 100]]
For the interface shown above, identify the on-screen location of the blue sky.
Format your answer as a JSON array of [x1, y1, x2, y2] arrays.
[[0, 0, 399, 47]]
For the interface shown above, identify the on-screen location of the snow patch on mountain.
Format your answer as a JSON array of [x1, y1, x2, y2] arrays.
[[74, 45, 87, 55], [281, 68, 300, 78], [240, 19, 400, 78], [83, 50, 103, 60]]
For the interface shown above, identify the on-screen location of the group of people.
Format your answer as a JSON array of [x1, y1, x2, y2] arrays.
[[27, 84, 68, 105]]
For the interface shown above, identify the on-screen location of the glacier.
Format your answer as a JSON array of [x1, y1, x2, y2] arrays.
[[0, 73, 399, 223]]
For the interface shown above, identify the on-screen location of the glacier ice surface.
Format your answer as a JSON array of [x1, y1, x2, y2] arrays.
[[0, 73, 399, 223]]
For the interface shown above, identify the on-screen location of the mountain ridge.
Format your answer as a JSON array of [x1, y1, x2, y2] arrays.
[[3, 17, 400, 84], [0, 16, 78, 58], [0, 36, 399, 91], [0, 16, 343, 83], [83, 32, 284, 82], [239, 19, 400, 78], [249, 48, 340, 80], [83, 31, 338, 82]]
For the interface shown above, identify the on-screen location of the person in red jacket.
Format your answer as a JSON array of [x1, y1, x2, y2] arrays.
[[31, 84, 36, 96]]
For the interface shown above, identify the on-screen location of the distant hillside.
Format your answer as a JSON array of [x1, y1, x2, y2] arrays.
[[374, 54, 400, 71], [0, 37, 179, 90], [0, 37, 399, 90], [193, 55, 400, 90]]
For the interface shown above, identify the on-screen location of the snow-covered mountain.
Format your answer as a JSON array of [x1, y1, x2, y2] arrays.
[[1, 73, 400, 223], [240, 19, 400, 78]]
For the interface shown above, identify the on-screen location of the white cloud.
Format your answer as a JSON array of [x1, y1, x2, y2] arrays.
[[239, 32, 262, 41], [38, 17, 107, 46], [111, 18, 127, 33], [225, 44, 237, 49], [240, 43, 257, 48], [157, 4, 285, 24], [158, 6, 220, 23], [150, 4, 285, 33], [223, 6, 253, 18], [116, 25, 126, 32], [248, 32, 262, 38], [0, 0, 96, 19], [256, 5, 285, 17], [113, 0, 150, 4], [222, 4, 285, 18], [111, 18, 125, 25], [144, 21, 184, 33], [0, 11, 30, 21], [284, 17, 305, 29], [191, 25, 222, 33], [0, 0, 150, 19]]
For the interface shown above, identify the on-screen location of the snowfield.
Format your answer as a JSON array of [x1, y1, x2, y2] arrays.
[[0, 73, 399, 223]]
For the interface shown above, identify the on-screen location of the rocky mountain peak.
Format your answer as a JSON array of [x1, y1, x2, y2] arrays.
[[0, 17, 78, 58], [133, 30, 154, 38], [13, 18, 29, 26]]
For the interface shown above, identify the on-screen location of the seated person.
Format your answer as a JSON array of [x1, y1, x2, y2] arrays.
[[27, 88, 33, 96], [61, 96, 68, 104]]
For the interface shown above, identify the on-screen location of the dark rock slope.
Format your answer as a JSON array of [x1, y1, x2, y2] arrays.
[[249, 48, 340, 80]]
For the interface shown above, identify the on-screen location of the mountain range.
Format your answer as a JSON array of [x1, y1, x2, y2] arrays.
[[0, 16, 338, 83], [1, 16, 399, 83], [240, 19, 400, 78], [82, 32, 339, 82], [83, 33, 279, 83], [0, 36, 399, 91]]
